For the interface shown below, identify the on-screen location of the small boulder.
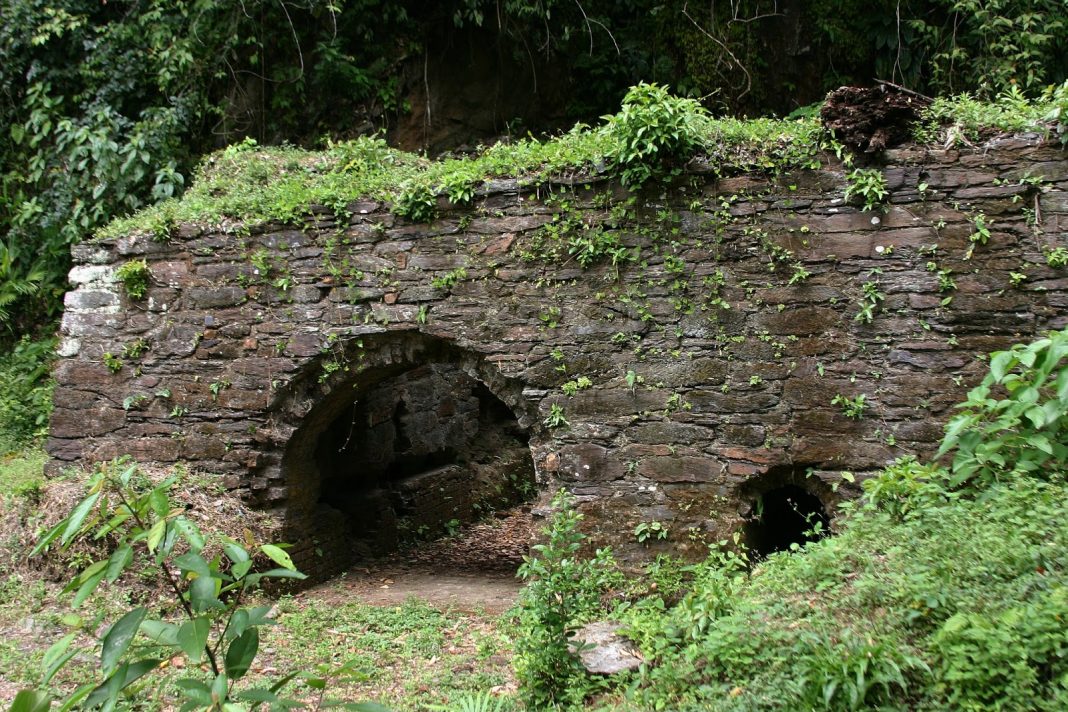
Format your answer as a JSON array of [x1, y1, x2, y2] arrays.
[[570, 621, 643, 674]]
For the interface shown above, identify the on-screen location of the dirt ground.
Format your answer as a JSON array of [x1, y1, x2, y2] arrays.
[[309, 505, 536, 614]]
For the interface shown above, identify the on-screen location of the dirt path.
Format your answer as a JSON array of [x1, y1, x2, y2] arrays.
[[299, 505, 535, 614]]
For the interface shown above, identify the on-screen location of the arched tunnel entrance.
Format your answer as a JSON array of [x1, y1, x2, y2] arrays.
[[741, 467, 832, 560], [279, 335, 538, 578]]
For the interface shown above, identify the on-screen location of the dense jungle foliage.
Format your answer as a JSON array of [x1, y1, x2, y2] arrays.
[[1, 0, 1067, 341]]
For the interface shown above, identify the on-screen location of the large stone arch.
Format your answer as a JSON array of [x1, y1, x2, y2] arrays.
[[264, 330, 541, 574]]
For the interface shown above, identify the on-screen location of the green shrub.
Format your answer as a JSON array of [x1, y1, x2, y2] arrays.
[[603, 83, 710, 187], [937, 327, 1068, 488], [513, 489, 621, 709], [0, 336, 55, 453], [392, 180, 438, 222], [843, 168, 888, 212]]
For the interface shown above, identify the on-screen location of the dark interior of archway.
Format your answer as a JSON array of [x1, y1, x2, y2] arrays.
[[744, 484, 830, 560], [313, 362, 535, 568]]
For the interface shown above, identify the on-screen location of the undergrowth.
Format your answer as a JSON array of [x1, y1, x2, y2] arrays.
[[516, 328, 1068, 711], [0, 336, 55, 454]]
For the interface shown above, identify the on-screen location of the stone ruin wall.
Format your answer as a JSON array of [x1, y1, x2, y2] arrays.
[[48, 137, 1068, 576]]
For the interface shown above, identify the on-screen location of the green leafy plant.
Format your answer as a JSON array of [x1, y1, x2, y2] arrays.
[[18, 458, 384, 711], [393, 180, 437, 222], [0, 336, 55, 451], [1045, 80, 1068, 145], [843, 168, 889, 212], [913, 1, 1066, 95], [561, 376, 592, 396], [430, 267, 468, 290], [114, 259, 151, 300], [102, 352, 123, 374], [602, 82, 709, 187], [854, 280, 885, 324], [539, 306, 562, 329], [543, 403, 569, 429], [427, 691, 510, 712], [438, 170, 478, 206], [1046, 246, 1068, 268], [937, 327, 1068, 488], [634, 521, 670, 543], [121, 339, 149, 359], [965, 212, 992, 259], [832, 393, 867, 419], [514, 490, 620, 709]]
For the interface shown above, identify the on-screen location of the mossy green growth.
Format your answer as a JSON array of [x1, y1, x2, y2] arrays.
[[97, 85, 1068, 239], [114, 259, 151, 299], [99, 87, 834, 237]]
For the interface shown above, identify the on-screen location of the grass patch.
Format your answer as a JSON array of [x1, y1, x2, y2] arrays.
[[0, 447, 46, 499], [265, 594, 516, 711]]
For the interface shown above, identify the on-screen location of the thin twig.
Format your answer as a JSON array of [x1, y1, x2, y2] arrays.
[[682, 1, 752, 101], [874, 79, 934, 102]]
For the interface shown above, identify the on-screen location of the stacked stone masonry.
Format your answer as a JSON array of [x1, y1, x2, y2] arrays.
[[49, 136, 1068, 576]]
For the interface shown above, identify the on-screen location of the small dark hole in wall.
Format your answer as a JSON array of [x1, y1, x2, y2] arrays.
[[744, 484, 830, 559]]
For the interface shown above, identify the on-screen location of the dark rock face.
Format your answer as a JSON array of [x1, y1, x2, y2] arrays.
[[49, 136, 1068, 577]]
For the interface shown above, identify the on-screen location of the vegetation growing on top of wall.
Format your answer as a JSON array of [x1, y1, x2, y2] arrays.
[[99, 83, 1068, 241], [915, 83, 1068, 144], [512, 328, 1068, 710], [99, 85, 830, 239]]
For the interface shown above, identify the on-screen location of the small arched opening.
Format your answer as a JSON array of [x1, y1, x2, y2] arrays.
[[278, 333, 537, 577], [741, 466, 832, 560]]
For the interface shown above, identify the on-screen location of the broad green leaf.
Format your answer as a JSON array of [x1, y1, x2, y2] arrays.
[[260, 544, 295, 570], [223, 542, 250, 565], [224, 628, 259, 680], [177, 618, 210, 664], [53, 684, 94, 712], [101, 607, 147, 676], [8, 689, 52, 712], [174, 518, 205, 553], [146, 518, 167, 553], [84, 665, 125, 712], [174, 552, 212, 579], [70, 561, 108, 608], [211, 672, 229, 703], [59, 492, 100, 547], [245, 605, 276, 627], [85, 660, 158, 712], [190, 575, 222, 612], [230, 560, 253, 580], [104, 544, 133, 583], [40, 632, 78, 685], [233, 688, 278, 704], [94, 507, 131, 539], [141, 620, 180, 646], [148, 486, 170, 517], [29, 519, 68, 558], [228, 609, 249, 639], [175, 679, 213, 706]]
